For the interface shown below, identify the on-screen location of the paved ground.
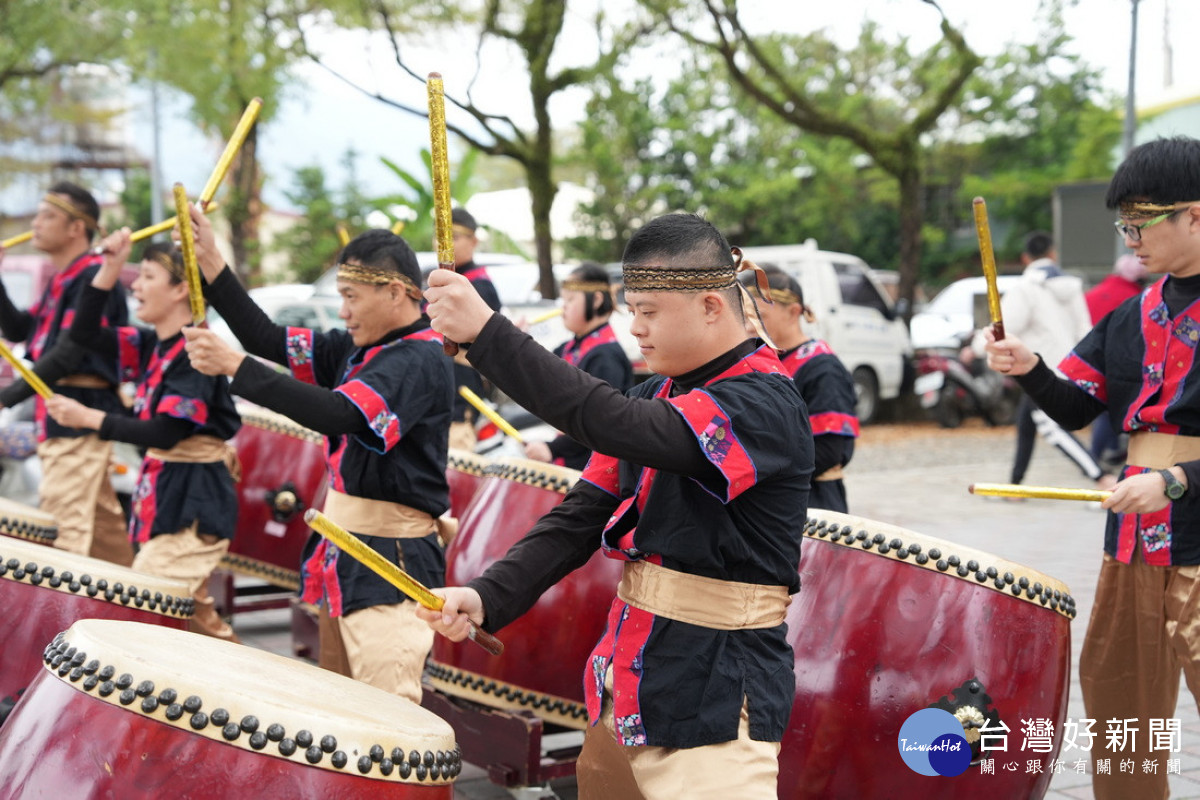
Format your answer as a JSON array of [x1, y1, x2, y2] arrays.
[[230, 420, 1200, 799]]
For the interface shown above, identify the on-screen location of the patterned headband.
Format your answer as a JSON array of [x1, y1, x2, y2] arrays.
[[336, 263, 423, 300], [43, 193, 98, 231], [147, 250, 184, 282], [622, 246, 770, 300], [1119, 200, 1200, 219]]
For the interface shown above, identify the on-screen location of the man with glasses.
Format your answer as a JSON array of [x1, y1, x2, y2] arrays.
[[987, 136, 1200, 799]]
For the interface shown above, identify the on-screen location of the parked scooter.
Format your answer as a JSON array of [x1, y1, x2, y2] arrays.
[[913, 333, 1020, 429]]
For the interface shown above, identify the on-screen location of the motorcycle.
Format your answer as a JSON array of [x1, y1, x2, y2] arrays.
[[913, 334, 1020, 429]]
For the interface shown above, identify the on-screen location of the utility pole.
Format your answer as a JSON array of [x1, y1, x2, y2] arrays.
[[1123, 0, 1140, 157], [148, 50, 165, 236]]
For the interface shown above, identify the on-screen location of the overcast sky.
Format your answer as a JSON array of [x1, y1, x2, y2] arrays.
[[7, 0, 1195, 215]]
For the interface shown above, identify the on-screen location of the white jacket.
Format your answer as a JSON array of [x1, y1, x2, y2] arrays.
[[1001, 258, 1092, 368]]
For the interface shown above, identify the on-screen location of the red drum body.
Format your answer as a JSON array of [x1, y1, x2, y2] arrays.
[[0, 620, 458, 798], [780, 511, 1073, 799], [0, 497, 56, 545], [428, 457, 621, 729], [0, 537, 192, 706], [445, 448, 490, 521], [226, 403, 328, 590]]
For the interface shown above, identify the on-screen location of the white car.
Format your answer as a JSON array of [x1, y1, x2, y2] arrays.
[[207, 284, 344, 352], [909, 275, 1022, 351]]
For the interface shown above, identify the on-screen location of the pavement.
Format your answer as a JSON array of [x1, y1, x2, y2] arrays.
[[230, 419, 1200, 799]]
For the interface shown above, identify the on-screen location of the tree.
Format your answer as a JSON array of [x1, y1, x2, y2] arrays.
[[304, 0, 626, 299], [368, 147, 480, 252], [646, 0, 980, 316]]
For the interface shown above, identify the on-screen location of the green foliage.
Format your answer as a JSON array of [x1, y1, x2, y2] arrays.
[[369, 147, 479, 252], [116, 170, 155, 233], [273, 154, 374, 284]]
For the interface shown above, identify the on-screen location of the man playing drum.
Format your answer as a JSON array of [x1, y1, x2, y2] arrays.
[[422, 213, 813, 799], [986, 136, 1200, 800], [183, 209, 453, 704], [0, 182, 131, 565], [740, 264, 858, 513]]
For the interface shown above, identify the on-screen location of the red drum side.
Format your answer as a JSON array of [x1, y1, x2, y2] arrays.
[[0, 621, 458, 798], [0, 497, 56, 546], [0, 538, 192, 705], [779, 511, 1073, 799], [427, 457, 621, 730], [445, 448, 490, 521], [226, 403, 328, 590]]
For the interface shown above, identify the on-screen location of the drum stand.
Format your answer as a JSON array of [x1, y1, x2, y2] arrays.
[[419, 689, 580, 799]]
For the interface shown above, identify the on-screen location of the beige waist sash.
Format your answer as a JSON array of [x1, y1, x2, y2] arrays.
[[56, 374, 114, 390], [146, 435, 241, 481], [322, 488, 436, 540], [1126, 431, 1200, 470], [815, 465, 844, 482], [616, 559, 789, 631]]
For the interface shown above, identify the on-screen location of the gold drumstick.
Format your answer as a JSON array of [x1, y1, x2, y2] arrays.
[[0, 231, 32, 249], [427, 72, 459, 357], [173, 184, 206, 326], [972, 197, 1005, 341], [528, 307, 564, 326], [336, 223, 350, 247], [969, 483, 1111, 502], [304, 509, 503, 656], [0, 339, 52, 400], [198, 98, 263, 209], [458, 386, 524, 443]]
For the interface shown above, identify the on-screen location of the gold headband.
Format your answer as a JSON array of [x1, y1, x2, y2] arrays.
[[561, 280, 612, 294], [43, 193, 98, 231], [452, 224, 475, 237], [147, 250, 184, 282], [1119, 200, 1200, 219], [623, 247, 771, 300], [767, 288, 800, 305], [336, 263, 423, 300]]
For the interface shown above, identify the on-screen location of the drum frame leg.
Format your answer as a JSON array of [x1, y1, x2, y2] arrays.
[[420, 688, 580, 790]]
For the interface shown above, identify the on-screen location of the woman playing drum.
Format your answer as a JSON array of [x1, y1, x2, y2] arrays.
[[44, 229, 240, 641]]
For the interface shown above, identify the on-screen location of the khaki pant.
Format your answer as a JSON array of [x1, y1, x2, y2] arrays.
[[318, 603, 433, 704], [577, 673, 780, 800], [38, 435, 130, 566], [448, 420, 476, 452], [1081, 548, 1200, 800], [132, 522, 237, 642]]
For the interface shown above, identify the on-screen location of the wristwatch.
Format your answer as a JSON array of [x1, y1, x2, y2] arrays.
[[1159, 468, 1187, 501]]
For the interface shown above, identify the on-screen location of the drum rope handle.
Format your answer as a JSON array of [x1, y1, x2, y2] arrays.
[[304, 509, 503, 656]]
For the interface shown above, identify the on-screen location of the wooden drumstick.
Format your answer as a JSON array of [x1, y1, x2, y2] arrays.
[[304, 509, 504, 656], [458, 386, 524, 443], [427, 72, 459, 357], [969, 483, 1111, 502], [972, 197, 1005, 342]]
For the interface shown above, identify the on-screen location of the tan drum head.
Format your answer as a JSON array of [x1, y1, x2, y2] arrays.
[[491, 456, 580, 495], [0, 497, 57, 544], [446, 448, 491, 477], [235, 401, 322, 445], [44, 619, 459, 784], [0, 537, 193, 619], [803, 509, 1077, 620]]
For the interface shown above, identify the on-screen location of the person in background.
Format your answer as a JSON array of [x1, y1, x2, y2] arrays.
[[447, 207, 502, 451], [524, 262, 633, 470], [740, 264, 857, 512], [1085, 253, 1149, 469], [45, 232, 240, 641], [0, 181, 131, 564]]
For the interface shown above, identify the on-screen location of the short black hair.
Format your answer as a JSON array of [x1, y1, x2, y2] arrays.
[[1023, 231, 1054, 260], [140, 241, 184, 284], [568, 261, 614, 318], [1106, 136, 1200, 208], [622, 213, 734, 269], [47, 180, 100, 242], [339, 229, 422, 289], [451, 207, 478, 232]]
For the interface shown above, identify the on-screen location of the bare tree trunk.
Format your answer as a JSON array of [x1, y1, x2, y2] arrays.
[[896, 166, 923, 325], [527, 155, 558, 300], [226, 124, 262, 285]]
